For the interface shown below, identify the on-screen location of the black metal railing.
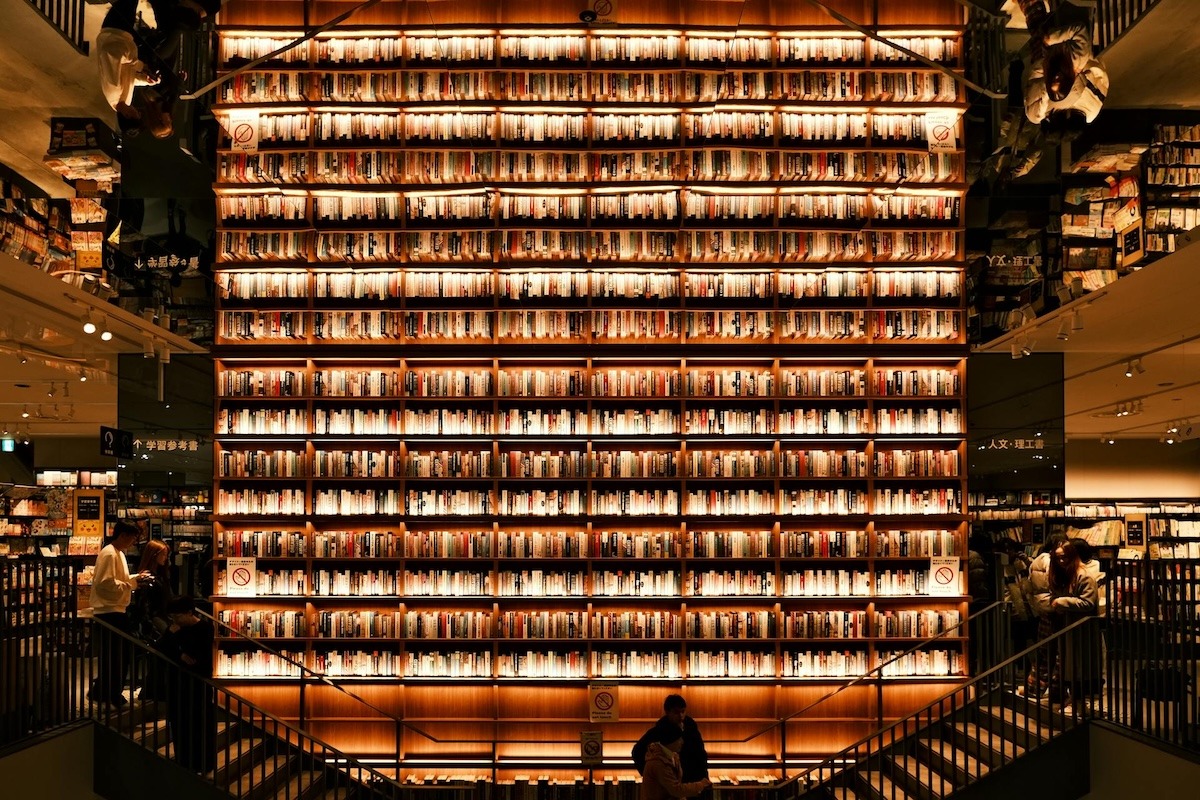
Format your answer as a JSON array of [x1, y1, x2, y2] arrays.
[[1107, 558, 1199, 750], [780, 615, 1102, 800], [203, 601, 1010, 783], [963, 0, 1013, 100], [0, 558, 86, 749], [1095, 0, 1162, 51], [89, 615, 447, 799], [23, 0, 89, 55]]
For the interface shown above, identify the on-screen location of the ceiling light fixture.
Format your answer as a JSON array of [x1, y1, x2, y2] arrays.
[[143, 337, 156, 359], [1125, 361, 1134, 378], [100, 318, 114, 342], [1019, 304, 1037, 324], [1133, 358, 1145, 375], [1020, 341, 1032, 357], [1071, 309, 1083, 332], [1055, 285, 1073, 304], [1100, 436, 1115, 445], [1056, 318, 1070, 341], [82, 310, 97, 335], [20, 406, 29, 419], [17, 346, 27, 365], [1010, 342, 1022, 359], [79, 374, 88, 382], [47, 382, 56, 398]]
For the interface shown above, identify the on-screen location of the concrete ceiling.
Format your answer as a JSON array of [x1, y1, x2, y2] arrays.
[[976, 243, 1200, 442], [1102, 0, 1200, 109]]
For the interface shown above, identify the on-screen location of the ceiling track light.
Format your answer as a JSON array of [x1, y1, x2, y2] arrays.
[[17, 346, 27, 365], [1055, 285, 1073, 304], [1133, 357, 1145, 375], [1125, 361, 1134, 378], [82, 309, 97, 335], [47, 382, 56, 398], [1019, 304, 1037, 324], [1056, 318, 1071, 341], [100, 317, 113, 342], [1071, 308, 1083, 332], [1010, 342, 1022, 359], [20, 405, 29, 419], [1020, 341, 1032, 357], [1100, 436, 1115, 445]]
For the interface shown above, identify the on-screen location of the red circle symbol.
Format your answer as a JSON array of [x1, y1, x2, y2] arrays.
[[231, 567, 252, 586], [594, 1, 613, 16], [932, 124, 952, 142], [594, 691, 614, 710], [583, 739, 601, 756], [934, 566, 955, 584], [232, 123, 255, 144]]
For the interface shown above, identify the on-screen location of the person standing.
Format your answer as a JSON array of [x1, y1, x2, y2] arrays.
[[90, 521, 150, 706], [96, 0, 171, 137], [632, 694, 709, 785], [639, 721, 711, 800], [157, 596, 216, 773], [1047, 539, 1099, 713]]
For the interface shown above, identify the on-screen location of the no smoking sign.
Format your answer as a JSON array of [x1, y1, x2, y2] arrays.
[[928, 556, 960, 596], [924, 110, 958, 154], [588, 681, 619, 722], [227, 557, 258, 597]]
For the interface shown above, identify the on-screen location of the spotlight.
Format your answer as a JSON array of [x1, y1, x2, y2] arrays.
[[17, 347, 27, 365], [47, 382, 56, 398], [20, 406, 29, 419], [1125, 361, 1134, 378], [1020, 342, 1032, 357], [82, 310, 97, 335], [1055, 285, 1073, 304], [100, 318, 113, 341], [143, 338, 156, 358], [80, 374, 87, 382], [1071, 309, 1083, 332], [1019, 304, 1037, 324], [1134, 358, 1145, 375], [1010, 342, 1022, 359], [1099, 436, 1115, 445], [1056, 318, 1071, 341]]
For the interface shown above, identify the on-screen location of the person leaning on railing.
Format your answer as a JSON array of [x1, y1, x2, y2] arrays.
[[1018, 532, 1070, 698], [1047, 539, 1100, 714]]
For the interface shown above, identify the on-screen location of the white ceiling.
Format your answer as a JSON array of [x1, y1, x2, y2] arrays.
[[0, 252, 206, 440], [1102, 0, 1200, 109], [975, 242, 1200, 442]]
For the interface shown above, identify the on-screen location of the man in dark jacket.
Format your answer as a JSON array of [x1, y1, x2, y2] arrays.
[[632, 694, 709, 782]]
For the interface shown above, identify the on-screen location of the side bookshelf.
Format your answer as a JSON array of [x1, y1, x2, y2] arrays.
[[213, 7, 969, 778], [1145, 122, 1200, 259]]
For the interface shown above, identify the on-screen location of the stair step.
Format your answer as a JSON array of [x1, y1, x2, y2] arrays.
[[888, 755, 954, 798], [271, 770, 325, 800], [916, 738, 991, 785], [978, 705, 1067, 743], [230, 754, 293, 799], [949, 722, 1025, 762], [860, 771, 912, 800], [826, 784, 861, 800]]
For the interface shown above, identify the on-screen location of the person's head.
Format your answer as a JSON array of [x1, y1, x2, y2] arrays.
[[1039, 532, 1069, 556], [166, 595, 198, 624], [1050, 540, 1083, 592], [663, 694, 687, 727], [1070, 537, 1095, 564], [654, 719, 684, 753], [138, 538, 170, 572], [1044, 45, 1077, 102], [110, 521, 140, 549], [142, 98, 174, 140]]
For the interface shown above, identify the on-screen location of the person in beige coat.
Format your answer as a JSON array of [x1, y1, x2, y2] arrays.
[[640, 721, 711, 800]]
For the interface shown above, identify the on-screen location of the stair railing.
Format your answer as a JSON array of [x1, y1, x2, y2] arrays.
[[1096, 0, 1163, 51], [205, 601, 1010, 781], [777, 614, 1102, 800], [89, 615, 446, 800], [22, 0, 88, 55]]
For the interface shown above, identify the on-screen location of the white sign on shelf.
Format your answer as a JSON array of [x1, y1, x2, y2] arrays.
[[580, 730, 604, 766], [928, 556, 961, 596], [228, 111, 260, 153], [588, 681, 619, 722], [226, 556, 257, 597], [924, 110, 959, 154]]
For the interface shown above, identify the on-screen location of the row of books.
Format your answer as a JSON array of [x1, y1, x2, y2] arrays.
[[219, 31, 959, 68], [216, 149, 960, 184], [213, 529, 962, 560]]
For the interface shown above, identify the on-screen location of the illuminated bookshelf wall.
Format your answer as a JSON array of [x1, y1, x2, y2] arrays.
[[212, 0, 969, 779]]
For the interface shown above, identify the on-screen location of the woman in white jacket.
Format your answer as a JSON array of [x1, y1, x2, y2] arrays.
[[90, 521, 149, 705]]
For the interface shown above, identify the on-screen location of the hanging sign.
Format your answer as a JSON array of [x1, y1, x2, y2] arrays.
[[226, 556, 257, 597], [580, 731, 604, 766], [924, 110, 959, 153], [228, 111, 260, 153], [588, 681, 619, 722], [928, 556, 961, 596]]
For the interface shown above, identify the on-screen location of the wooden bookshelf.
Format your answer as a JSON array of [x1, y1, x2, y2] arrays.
[[213, 1, 969, 780]]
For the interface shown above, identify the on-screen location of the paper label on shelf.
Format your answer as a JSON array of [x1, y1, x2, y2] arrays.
[[228, 111, 260, 153], [580, 730, 604, 765], [227, 556, 257, 597], [588, 681, 619, 722], [924, 110, 959, 153], [928, 556, 960, 596]]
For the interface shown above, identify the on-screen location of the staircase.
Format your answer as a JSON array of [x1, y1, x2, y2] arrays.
[[788, 617, 1100, 800], [90, 618, 408, 800]]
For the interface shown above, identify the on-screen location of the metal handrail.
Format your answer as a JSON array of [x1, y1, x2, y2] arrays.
[[202, 601, 1007, 760], [90, 615, 414, 797], [783, 614, 1097, 797], [23, 0, 88, 55], [197, 608, 438, 741]]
